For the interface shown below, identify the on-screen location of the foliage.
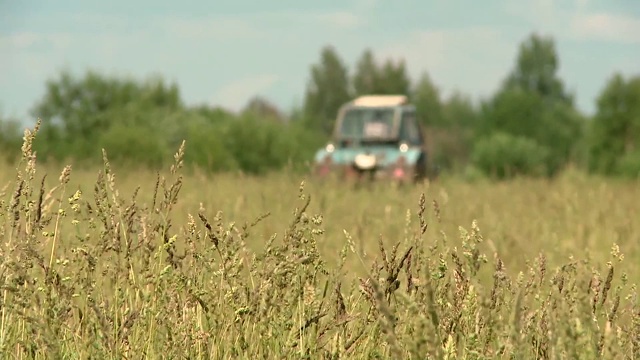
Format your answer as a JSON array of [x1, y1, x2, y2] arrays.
[[471, 131, 550, 179], [303, 46, 353, 134], [352, 49, 412, 98], [419, 88, 479, 171], [616, 150, 640, 178], [223, 114, 323, 175], [0, 115, 22, 162], [242, 96, 286, 122], [476, 33, 585, 178], [31, 69, 182, 138], [1, 126, 638, 358], [586, 73, 640, 177], [412, 73, 444, 127], [1, 69, 321, 175], [503, 34, 573, 105]]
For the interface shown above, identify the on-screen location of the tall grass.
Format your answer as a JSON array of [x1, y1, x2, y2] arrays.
[[1, 121, 638, 359]]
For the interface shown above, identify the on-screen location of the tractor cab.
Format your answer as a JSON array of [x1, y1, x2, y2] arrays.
[[314, 95, 429, 182]]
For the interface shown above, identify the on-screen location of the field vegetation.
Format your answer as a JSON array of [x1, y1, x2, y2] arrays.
[[0, 125, 638, 359], [1, 29, 639, 359]]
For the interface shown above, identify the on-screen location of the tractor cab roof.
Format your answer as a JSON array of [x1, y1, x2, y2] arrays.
[[349, 95, 409, 108]]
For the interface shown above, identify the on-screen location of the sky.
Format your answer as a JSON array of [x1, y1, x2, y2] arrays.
[[1, 0, 639, 123]]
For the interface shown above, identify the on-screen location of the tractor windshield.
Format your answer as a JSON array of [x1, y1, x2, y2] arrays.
[[338, 107, 396, 139]]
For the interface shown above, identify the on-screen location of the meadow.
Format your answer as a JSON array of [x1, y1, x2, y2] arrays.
[[1, 128, 639, 359]]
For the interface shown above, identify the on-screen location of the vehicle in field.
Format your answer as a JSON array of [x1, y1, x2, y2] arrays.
[[313, 94, 430, 184]]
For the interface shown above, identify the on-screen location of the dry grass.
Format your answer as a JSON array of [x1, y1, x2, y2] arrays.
[[1, 122, 639, 359]]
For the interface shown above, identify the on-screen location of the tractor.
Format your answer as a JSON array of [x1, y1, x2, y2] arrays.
[[313, 95, 431, 184]]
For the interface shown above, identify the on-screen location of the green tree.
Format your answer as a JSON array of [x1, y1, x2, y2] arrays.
[[436, 92, 480, 169], [352, 49, 381, 96], [377, 58, 411, 96], [242, 96, 285, 123], [190, 105, 236, 124], [412, 76, 480, 172], [32, 70, 182, 137], [303, 46, 352, 134], [475, 33, 584, 177], [22, 67, 327, 174], [29, 69, 183, 163], [0, 113, 22, 163], [587, 73, 640, 176], [353, 49, 411, 96], [443, 91, 478, 129], [411, 72, 444, 127], [504, 34, 573, 105]]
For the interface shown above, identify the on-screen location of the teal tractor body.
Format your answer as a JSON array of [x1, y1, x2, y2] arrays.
[[313, 95, 430, 183]]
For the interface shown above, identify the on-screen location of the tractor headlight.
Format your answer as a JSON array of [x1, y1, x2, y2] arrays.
[[326, 143, 335, 153]]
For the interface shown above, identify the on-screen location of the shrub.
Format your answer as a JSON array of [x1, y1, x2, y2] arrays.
[[181, 121, 239, 172], [98, 123, 168, 169], [471, 132, 551, 179], [616, 150, 640, 179]]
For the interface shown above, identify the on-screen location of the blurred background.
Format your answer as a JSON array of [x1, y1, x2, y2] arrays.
[[1, 0, 639, 179]]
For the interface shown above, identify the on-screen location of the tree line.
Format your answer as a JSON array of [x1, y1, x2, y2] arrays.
[[1, 32, 639, 179]]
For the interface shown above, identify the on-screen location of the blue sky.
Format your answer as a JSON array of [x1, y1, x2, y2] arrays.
[[1, 0, 639, 122]]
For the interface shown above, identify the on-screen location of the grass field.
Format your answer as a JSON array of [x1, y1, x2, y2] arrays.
[[1, 130, 639, 359]]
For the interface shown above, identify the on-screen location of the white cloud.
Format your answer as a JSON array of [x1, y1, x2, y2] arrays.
[[570, 13, 640, 44], [162, 17, 265, 41], [574, 0, 589, 10], [352, 0, 378, 11], [503, 0, 640, 45], [0, 32, 72, 85], [5, 32, 38, 48], [266, 10, 366, 31], [504, 0, 560, 27], [0, 29, 156, 89], [314, 11, 363, 29], [211, 74, 279, 112], [159, 9, 365, 39], [0, 32, 73, 50], [376, 27, 515, 101], [531, 0, 557, 24], [1, 8, 366, 55]]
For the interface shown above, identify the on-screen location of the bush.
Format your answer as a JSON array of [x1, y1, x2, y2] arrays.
[[0, 118, 23, 163], [98, 122, 171, 169], [616, 150, 640, 178], [181, 122, 239, 172], [471, 132, 551, 179], [223, 115, 324, 175], [4, 105, 326, 175]]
